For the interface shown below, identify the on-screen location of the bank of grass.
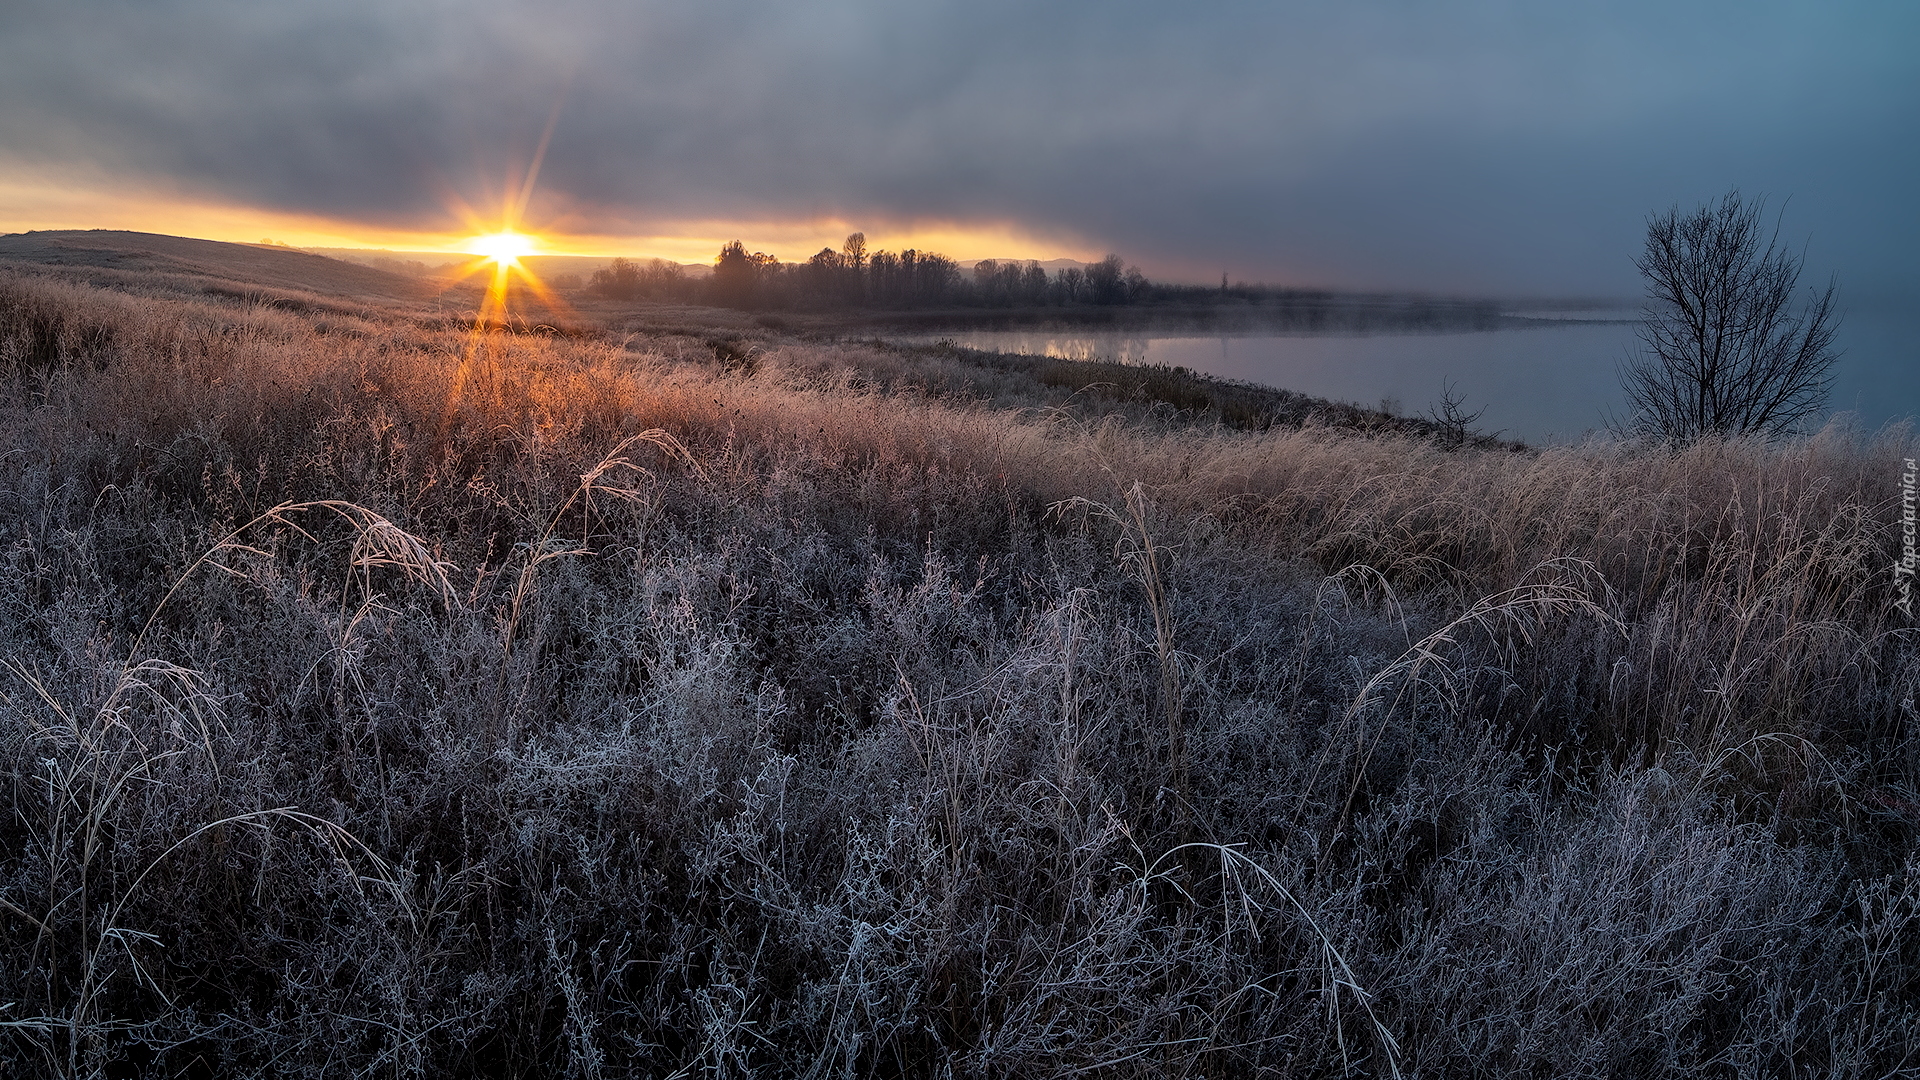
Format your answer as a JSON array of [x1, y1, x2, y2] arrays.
[[2, 269, 1917, 1077]]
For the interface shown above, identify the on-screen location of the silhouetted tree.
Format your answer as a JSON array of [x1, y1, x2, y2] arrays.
[[1082, 251, 1136, 303], [973, 259, 1028, 307], [589, 257, 643, 300], [969, 259, 1050, 307], [973, 259, 1005, 305], [712, 241, 754, 306], [1621, 191, 1840, 440], [802, 247, 843, 306], [838, 234, 867, 304], [866, 250, 899, 305], [908, 250, 959, 306], [1021, 261, 1049, 303], [1424, 378, 1493, 448], [712, 241, 779, 308], [1086, 254, 1128, 304], [867, 249, 952, 307], [589, 257, 691, 302], [1058, 266, 1086, 304]]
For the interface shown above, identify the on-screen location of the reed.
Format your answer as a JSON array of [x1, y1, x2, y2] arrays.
[[2, 269, 1915, 1076]]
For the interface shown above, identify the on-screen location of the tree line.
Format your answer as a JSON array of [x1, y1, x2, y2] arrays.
[[580, 192, 1843, 443], [586, 232, 1161, 310], [581, 233, 1517, 336]]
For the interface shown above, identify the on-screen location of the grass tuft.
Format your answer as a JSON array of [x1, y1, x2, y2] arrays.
[[2, 269, 1916, 1075]]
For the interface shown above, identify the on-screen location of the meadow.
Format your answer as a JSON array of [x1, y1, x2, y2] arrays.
[[2, 264, 1917, 1077]]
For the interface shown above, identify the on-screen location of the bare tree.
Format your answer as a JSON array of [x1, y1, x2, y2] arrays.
[[841, 231, 867, 269], [1620, 190, 1840, 440], [1086, 254, 1127, 304], [588, 257, 643, 300], [1424, 378, 1491, 448]]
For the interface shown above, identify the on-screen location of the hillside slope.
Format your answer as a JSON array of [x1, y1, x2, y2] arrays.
[[0, 229, 449, 306]]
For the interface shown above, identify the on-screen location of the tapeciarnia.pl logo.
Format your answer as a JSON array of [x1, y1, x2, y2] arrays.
[[1898, 458, 1917, 618]]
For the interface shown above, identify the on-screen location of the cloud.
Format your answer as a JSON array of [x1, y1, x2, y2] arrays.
[[3, 0, 1913, 293]]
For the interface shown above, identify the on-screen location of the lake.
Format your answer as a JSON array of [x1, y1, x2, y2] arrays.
[[906, 304, 1919, 444]]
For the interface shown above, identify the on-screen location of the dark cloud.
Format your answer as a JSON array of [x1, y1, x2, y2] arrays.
[[3, 0, 1913, 293]]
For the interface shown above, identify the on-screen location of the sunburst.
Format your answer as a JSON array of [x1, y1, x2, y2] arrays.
[[468, 230, 537, 268], [447, 220, 561, 327], [434, 105, 575, 417], [438, 104, 569, 328]]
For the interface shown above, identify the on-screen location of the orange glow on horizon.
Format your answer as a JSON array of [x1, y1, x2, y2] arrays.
[[0, 175, 1100, 269], [515, 216, 1099, 266]]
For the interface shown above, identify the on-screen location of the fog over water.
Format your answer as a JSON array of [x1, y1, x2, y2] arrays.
[[915, 305, 1919, 444]]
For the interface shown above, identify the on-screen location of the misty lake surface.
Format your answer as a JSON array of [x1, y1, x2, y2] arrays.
[[908, 306, 1919, 444]]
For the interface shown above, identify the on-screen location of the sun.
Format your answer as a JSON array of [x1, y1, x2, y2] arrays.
[[468, 230, 537, 267], [439, 223, 565, 338], [442, 224, 563, 324]]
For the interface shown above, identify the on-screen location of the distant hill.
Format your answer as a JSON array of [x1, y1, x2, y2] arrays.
[[0, 230, 446, 304], [958, 257, 1090, 272]]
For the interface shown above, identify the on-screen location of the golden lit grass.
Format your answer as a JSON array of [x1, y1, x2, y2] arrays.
[[4, 269, 1918, 1076], [6, 266, 1910, 756], [8, 265, 1911, 769]]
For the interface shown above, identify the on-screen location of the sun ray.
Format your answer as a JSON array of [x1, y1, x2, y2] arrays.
[[413, 100, 581, 419], [514, 101, 563, 223]]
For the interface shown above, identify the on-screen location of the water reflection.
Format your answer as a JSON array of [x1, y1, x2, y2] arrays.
[[912, 305, 1917, 445]]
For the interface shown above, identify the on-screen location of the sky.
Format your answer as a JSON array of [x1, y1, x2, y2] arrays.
[[2, 0, 1915, 297]]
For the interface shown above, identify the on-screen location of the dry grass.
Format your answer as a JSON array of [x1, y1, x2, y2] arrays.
[[2, 269, 1917, 1076]]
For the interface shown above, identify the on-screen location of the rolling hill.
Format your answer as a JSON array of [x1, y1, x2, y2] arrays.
[[0, 229, 458, 307]]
